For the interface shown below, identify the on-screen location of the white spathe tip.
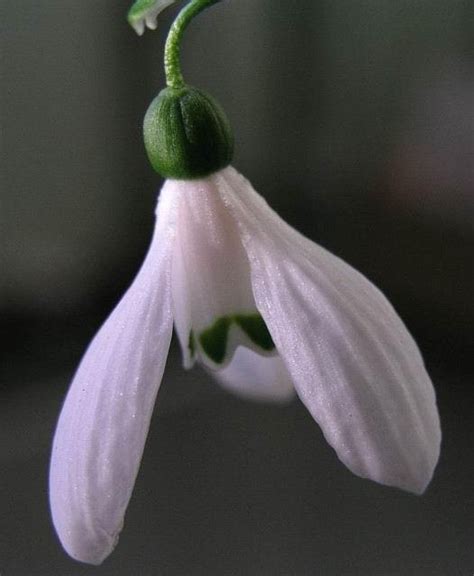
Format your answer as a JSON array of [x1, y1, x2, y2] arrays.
[[132, 20, 145, 35], [146, 15, 158, 30]]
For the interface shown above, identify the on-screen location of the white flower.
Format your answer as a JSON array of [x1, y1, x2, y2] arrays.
[[128, 0, 176, 36], [49, 166, 441, 564]]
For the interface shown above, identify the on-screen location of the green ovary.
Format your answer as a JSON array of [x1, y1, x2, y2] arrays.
[[197, 313, 275, 364]]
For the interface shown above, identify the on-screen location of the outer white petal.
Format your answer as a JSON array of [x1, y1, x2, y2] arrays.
[[214, 346, 295, 403], [49, 183, 179, 564], [217, 166, 441, 494]]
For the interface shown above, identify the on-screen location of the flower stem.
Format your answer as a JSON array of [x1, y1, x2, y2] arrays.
[[165, 0, 222, 89]]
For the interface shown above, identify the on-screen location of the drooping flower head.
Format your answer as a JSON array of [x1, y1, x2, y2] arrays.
[[49, 0, 441, 565], [127, 0, 176, 35]]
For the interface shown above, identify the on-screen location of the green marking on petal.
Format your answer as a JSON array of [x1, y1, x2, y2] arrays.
[[199, 317, 232, 364], [197, 312, 274, 365], [234, 313, 275, 351]]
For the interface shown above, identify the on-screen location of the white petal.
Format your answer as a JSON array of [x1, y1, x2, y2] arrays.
[[217, 166, 441, 494], [145, 15, 158, 30], [171, 178, 275, 370], [132, 19, 145, 36], [49, 183, 179, 564], [213, 347, 295, 403]]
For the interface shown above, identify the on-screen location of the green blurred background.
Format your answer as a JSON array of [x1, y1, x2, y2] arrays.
[[2, 0, 473, 574]]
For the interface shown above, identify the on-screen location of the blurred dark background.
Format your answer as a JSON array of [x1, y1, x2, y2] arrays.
[[1, 0, 473, 574]]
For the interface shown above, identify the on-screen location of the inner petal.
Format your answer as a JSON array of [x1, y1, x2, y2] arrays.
[[171, 177, 275, 369], [214, 346, 295, 403]]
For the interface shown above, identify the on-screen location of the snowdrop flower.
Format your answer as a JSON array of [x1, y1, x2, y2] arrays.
[[49, 0, 441, 566], [127, 0, 176, 35]]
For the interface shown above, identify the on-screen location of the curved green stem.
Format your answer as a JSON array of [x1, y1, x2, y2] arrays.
[[165, 0, 222, 89]]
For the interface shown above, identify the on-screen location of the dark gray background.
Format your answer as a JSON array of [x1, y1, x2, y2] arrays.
[[2, 0, 473, 574]]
